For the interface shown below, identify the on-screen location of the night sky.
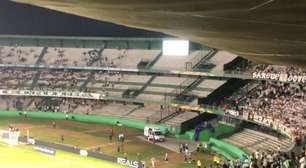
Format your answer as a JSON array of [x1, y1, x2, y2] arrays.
[[0, 0, 167, 38]]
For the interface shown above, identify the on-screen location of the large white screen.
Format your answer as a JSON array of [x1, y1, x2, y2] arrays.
[[162, 40, 189, 56]]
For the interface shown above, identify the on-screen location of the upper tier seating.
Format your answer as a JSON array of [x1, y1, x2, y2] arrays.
[[0, 47, 42, 64]]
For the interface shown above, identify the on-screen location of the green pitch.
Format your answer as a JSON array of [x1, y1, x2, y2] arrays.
[[0, 143, 127, 168]]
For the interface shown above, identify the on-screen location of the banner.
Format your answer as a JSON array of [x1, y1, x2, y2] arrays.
[[80, 150, 88, 157], [117, 157, 141, 168], [252, 71, 306, 83], [34, 146, 56, 156], [225, 109, 239, 117], [0, 89, 101, 100]]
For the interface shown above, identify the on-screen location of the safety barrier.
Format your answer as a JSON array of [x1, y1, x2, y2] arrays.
[[208, 138, 248, 161], [18, 136, 143, 168], [0, 110, 171, 134]]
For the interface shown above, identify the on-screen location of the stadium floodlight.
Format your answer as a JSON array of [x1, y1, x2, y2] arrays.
[[162, 40, 189, 56]]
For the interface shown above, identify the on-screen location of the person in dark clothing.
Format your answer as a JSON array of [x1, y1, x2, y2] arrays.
[[60, 135, 64, 143], [109, 128, 114, 142]]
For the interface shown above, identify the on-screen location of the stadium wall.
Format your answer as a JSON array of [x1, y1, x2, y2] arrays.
[[0, 110, 175, 134], [18, 136, 143, 168]]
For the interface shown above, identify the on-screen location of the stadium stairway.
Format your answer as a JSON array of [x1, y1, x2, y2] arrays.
[[199, 78, 250, 105], [163, 111, 199, 127], [174, 50, 241, 106], [30, 71, 41, 89], [172, 49, 217, 103], [25, 98, 37, 109], [158, 110, 181, 124], [156, 50, 237, 124], [145, 51, 163, 69], [133, 76, 156, 98], [35, 47, 48, 65], [222, 129, 294, 154], [17, 47, 48, 89], [79, 73, 95, 91], [121, 105, 143, 118], [128, 51, 162, 98], [199, 56, 250, 105], [79, 49, 105, 91]]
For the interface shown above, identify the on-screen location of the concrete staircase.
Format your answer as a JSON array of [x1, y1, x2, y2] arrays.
[[222, 129, 293, 154], [163, 111, 199, 127]]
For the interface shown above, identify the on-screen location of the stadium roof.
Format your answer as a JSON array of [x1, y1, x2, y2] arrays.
[[0, 1, 167, 38], [12, 0, 306, 67]]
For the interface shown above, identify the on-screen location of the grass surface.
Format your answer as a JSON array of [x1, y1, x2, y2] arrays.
[[0, 116, 214, 168], [0, 143, 126, 168]]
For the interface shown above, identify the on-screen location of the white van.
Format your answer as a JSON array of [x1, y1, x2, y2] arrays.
[[144, 126, 165, 142]]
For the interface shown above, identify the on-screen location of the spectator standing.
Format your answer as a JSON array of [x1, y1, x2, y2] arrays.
[[60, 135, 64, 143], [300, 154, 305, 168], [164, 152, 168, 162], [109, 128, 114, 142], [179, 143, 183, 153], [52, 121, 56, 129], [151, 157, 156, 168], [124, 152, 127, 160], [197, 143, 201, 152], [197, 160, 202, 168]]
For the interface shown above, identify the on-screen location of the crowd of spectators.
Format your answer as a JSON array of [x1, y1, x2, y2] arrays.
[[0, 46, 38, 64], [1, 96, 108, 116], [223, 64, 306, 146], [205, 149, 306, 168], [0, 46, 130, 67], [38, 47, 128, 67], [0, 46, 129, 91], [0, 69, 35, 88], [0, 68, 125, 94], [246, 149, 305, 168], [44, 48, 103, 66], [230, 81, 306, 145], [252, 64, 306, 76]]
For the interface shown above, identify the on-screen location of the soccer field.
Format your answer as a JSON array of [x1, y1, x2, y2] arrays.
[[0, 116, 214, 168], [0, 143, 127, 168]]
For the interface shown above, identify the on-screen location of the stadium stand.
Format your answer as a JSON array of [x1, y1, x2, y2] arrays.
[[0, 46, 42, 64], [222, 129, 293, 154], [223, 80, 306, 145], [0, 45, 305, 168], [42, 48, 103, 66], [164, 111, 199, 127]]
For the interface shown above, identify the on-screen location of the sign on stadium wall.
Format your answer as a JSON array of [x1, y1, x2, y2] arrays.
[[0, 89, 101, 100], [34, 146, 56, 156], [117, 157, 141, 168], [252, 72, 306, 83]]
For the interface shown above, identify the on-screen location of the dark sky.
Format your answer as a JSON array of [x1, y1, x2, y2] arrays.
[[0, 1, 167, 38]]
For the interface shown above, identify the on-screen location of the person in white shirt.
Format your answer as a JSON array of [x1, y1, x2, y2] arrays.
[[151, 157, 156, 168], [300, 155, 305, 168]]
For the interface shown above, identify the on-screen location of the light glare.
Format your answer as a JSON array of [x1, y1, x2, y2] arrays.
[[162, 40, 189, 56]]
